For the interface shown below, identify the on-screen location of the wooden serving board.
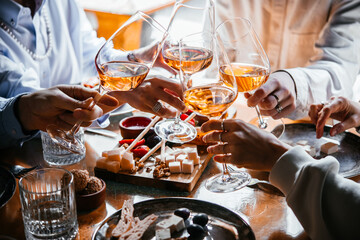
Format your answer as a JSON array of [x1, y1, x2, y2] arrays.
[[94, 146, 212, 192]]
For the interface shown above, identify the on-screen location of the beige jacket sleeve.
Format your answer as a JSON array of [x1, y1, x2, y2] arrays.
[[269, 146, 360, 239]]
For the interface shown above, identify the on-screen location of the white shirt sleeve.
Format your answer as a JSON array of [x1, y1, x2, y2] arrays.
[[285, 1, 360, 119], [269, 146, 360, 239]]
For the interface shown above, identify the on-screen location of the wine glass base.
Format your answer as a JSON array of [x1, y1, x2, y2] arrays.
[[46, 126, 85, 155], [154, 119, 197, 144], [249, 117, 285, 138], [205, 171, 251, 193]]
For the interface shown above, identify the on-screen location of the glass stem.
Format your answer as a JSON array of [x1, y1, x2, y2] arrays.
[[255, 105, 268, 129], [222, 163, 231, 178], [172, 111, 181, 130]]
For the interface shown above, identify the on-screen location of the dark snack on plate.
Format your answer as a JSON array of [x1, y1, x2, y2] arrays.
[[174, 208, 191, 220], [192, 213, 209, 227], [84, 176, 103, 194], [145, 133, 162, 148], [71, 169, 90, 192], [187, 223, 206, 237]]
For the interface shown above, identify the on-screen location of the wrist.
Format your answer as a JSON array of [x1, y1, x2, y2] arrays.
[[273, 70, 297, 100], [271, 139, 291, 168], [16, 94, 36, 133]]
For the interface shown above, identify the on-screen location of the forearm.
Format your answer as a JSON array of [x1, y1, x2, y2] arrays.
[[284, 1, 360, 119], [0, 96, 38, 148], [270, 146, 360, 239]]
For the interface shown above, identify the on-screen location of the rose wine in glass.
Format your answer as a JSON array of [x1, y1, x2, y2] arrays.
[[216, 18, 285, 137], [46, 11, 166, 154], [97, 61, 149, 91], [176, 33, 251, 193], [155, 36, 214, 143], [154, 0, 215, 144]]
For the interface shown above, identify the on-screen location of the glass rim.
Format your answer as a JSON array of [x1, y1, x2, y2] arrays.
[[216, 17, 252, 42], [179, 30, 213, 43], [95, 10, 168, 70], [19, 168, 74, 195]]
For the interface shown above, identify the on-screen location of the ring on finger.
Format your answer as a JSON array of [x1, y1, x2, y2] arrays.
[[220, 119, 225, 131], [152, 101, 163, 113], [218, 132, 223, 142], [275, 103, 283, 113]]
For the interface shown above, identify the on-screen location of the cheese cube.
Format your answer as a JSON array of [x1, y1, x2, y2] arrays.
[[96, 157, 107, 169], [182, 160, 194, 174], [321, 142, 339, 154], [176, 154, 187, 167], [169, 161, 181, 173], [120, 151, 135, 171], [106, 149, 122, 162], [165, 146, 174, 155], [171, 149, 186, 158], [187, 150, 198, 161], [156, 215, 185, 233], [296, 140, 308, 146], [155, 228, 171, 240], [165, 155, 175, 167], [105, 161, 120, 173]]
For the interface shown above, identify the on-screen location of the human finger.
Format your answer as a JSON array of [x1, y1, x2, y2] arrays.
[[97, 94, 119, 107], [73, 105, 104, 122], [202, 131, 224, 143], [262, 96, 296, 119], [309, 104, 323, 125], [258, 88, 289, 111], [330, 114, 360, 136], [156, 88, 185, 112], [148, 76, 184, 98], [207, 143, 232, 155], [213, 154, 239, 166], [201, 119, 223, 132], [144, 100, 177, 118], [201, 119, 246, 133], [247, 81, 278, 107], [315, 100, 345, 138]]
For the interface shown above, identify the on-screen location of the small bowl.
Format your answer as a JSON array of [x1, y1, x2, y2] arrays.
[[119, 116, 152, 139], [76, 179, 106, 211]]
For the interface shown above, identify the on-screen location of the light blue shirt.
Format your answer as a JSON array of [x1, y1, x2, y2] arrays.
[[0, 0, 105, 148]]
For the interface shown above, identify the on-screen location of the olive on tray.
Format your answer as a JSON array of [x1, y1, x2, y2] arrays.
[[187, 223, 205, 237], [192, 213, 209, 227], [174, 208, 191, 220]]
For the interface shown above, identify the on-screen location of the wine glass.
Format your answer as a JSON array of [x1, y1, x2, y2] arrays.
[[216, 18, 285, 137], [180, 32, 251, 193], [46, 11, 167, 154], [154, 0, 215, 143]]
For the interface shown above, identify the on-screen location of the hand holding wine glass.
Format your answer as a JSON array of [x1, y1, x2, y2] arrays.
[[46, 11, 167, 154], [153, 0, 215, 144], [180, 32, 251, 193], [216, 17, 285, 137]]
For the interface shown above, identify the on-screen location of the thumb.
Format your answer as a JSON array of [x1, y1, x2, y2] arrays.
[[97, 94, 119, 107]]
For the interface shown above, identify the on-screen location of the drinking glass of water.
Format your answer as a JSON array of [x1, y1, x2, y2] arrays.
[[19, 168, 78, 240]]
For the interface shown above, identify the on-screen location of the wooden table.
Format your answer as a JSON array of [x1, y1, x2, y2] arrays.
[[1, 100, 359, 240]]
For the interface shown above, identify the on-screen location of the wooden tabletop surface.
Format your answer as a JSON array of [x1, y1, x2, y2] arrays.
[[1, 99, 359, 240]]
